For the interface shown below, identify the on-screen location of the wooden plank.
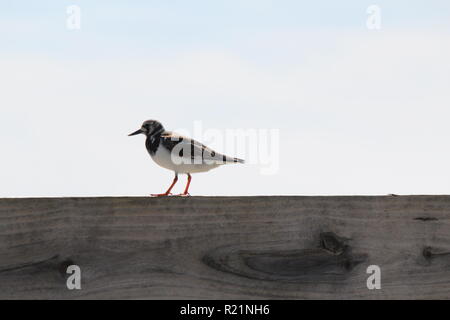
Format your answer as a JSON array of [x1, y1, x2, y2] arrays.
[[0, 196, 449, 299]]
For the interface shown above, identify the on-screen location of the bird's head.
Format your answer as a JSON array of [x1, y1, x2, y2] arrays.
[[128, 120, 164, 137]]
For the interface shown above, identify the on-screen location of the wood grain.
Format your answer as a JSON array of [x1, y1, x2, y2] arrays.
[[0, 196, 450, 299]]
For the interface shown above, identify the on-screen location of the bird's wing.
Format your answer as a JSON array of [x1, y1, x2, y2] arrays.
[[160, 132, 243, 165]]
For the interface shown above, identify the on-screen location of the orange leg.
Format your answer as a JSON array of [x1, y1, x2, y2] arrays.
[[179, 174, 192, 196], [151, 173, 178, 197]]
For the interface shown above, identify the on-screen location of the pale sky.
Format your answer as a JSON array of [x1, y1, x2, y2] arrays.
[[1, 1, 450, 197]]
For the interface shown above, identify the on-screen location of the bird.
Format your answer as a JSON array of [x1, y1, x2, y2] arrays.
[[129, 120, 244, 196]]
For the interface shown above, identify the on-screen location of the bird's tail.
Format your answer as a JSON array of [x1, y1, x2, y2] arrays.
[[214, 154, 245, 164], [223, 156, 244, 164]]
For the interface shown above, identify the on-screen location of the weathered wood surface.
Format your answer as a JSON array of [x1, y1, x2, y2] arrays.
[[0, 196, 449, 299]]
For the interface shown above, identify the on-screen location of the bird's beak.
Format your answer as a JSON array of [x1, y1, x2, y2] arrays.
[[128, 129, 143, 136]]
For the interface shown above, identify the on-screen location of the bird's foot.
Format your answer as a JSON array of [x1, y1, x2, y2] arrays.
[[176, 193, 191, 197], [150, 192, 173, 197]]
